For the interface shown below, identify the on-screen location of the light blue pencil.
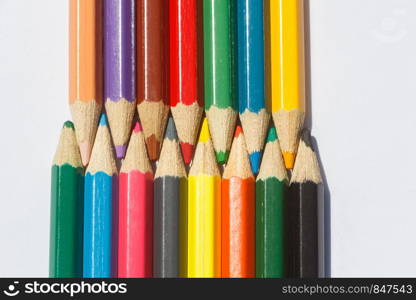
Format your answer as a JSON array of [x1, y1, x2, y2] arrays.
[[83, 114, 118, 278]]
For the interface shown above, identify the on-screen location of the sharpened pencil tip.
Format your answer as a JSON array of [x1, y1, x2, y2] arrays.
[[300, 128, 313, 149], [283, 152, 295, 169], [234, 125, 243, 138], [133, 121, 143, 133], [266, 127, 278, 143], [115, 144, 127, 159], [249, 151, 261, 174], [180, 142, 194, 165], [63, 121, 75, 129], [99, 113, 108, 126], [165, 117, 178, 141], [79, 141, 92, 166], [216, 151, 229, 164], [146, 135, 160, 161], [198, 118, 211, 143]]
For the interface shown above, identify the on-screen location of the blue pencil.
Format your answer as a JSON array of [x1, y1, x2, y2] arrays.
[[236, 0, 270, 174], [83, 114, 118, 278]]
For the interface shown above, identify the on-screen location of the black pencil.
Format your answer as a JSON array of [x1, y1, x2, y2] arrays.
[[288, 129, 324, 278], [153, 117, 187, 278]]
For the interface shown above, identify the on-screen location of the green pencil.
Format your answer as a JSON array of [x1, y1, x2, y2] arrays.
[[50, 121, 84, 278], [203, 0, 237, 164], [256, 127, 288, 278]]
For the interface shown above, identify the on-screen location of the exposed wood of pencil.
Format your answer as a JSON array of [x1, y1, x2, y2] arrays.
[[288, 129, 323, 278], [256, 127, 288, 278], [239, 109, 270, 174], [69, 0, 103, 166], [119, 122, 154, 278], [169, 0, 203, 164], [137, 0, 169, 161], [269, 0, 306, 170], [154, 118, 187, 278], [222, 126, 255, 278], [83, 114, 117, 278], [50, 121, 84, 278], [187, 118, 221, 278]]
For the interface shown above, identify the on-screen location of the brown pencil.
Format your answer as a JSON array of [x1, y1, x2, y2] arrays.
[[137, 0, 169, 161]]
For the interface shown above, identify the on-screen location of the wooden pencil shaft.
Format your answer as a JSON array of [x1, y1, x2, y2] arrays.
[[83, 173, 116, 278], [104, 0, 135, 102], [256, 178, 286, 278], [153, 177, 180, 278], [169, 0, 200, 107], [187, 175, 221, 278], [221, 177, 255, 278], [236, 0, 265, 114], [203, 0, 234, 110], [287, 182, 323, 278], [118, 171, 153, 278], [137, 0, 166, 103], [269, 0, 305, 112], [154, 177, 181, 278], [50, 165, 84, 278], [69, 0, 103, 104]]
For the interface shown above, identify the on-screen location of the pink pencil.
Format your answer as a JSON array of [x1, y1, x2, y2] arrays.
[[118, 122, 154, 277]]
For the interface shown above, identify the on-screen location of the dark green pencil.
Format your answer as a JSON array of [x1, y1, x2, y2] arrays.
[[256, 127, 288, 278], [50, 121, 84, 278]]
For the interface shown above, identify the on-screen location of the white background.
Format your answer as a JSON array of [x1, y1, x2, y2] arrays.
[[0, 0, 415, 277]]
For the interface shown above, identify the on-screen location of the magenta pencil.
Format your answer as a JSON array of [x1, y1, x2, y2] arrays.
[[118, 122, 154, 278]]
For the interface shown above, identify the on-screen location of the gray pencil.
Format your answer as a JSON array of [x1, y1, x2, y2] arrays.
[[154, 117, 188, 278]]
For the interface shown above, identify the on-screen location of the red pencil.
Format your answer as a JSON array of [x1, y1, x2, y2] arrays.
[[221, 126, 255, 278], [118, 122, 154, 278], [169, 0, 203, 164]]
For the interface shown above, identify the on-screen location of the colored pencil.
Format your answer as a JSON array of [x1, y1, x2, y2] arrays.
[[203, 0, 237, 164], [154, 117, 187, 278], [137, 0, 169, 161], [119, 121, 154, 278], [169, 0, 203, 165], [288, 129, 323, 278], [104, 0, 136, 159], [269, 0, 306, 169], [256, 127, 288, 278], [188, 118, 221, 278], [50, 121, 84, 278], [83, 114, 117, 278], [221, 126, 255, 278], [236, 0, 270, 174], [69, 0, 103, 166]]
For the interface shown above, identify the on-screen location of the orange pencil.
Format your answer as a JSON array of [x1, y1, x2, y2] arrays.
[[69, 0, 103, 166], [221, 126, 255, 278]]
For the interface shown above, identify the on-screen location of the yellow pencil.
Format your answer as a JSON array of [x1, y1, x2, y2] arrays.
[[187, 118, 221, 278], [269, 0, 306, 169]]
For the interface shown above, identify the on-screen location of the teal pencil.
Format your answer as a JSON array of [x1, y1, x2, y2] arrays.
[[237, 0, 270, 174]]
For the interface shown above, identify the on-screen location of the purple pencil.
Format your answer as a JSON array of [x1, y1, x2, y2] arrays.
[[104, 0, 136, 159]]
